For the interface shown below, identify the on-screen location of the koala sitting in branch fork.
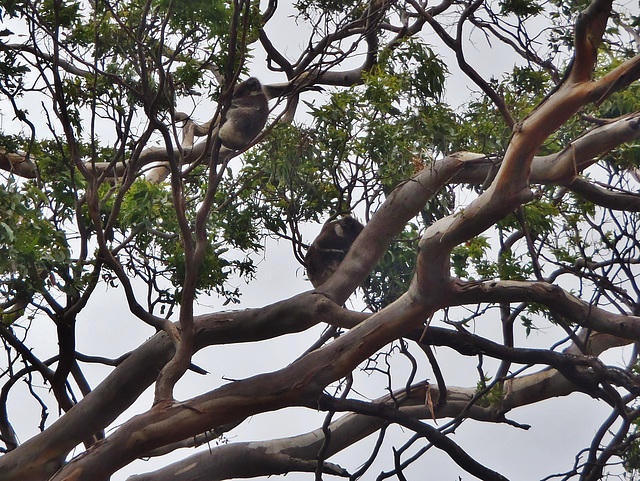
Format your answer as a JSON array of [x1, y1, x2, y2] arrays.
[[179, 77, 269, 151], [305, 216, 364, 288]]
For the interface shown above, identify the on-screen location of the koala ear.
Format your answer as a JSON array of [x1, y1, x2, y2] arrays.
[[304, 217, 364, 288]]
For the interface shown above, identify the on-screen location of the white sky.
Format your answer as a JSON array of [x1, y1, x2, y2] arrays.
[[2, 1, 639, 480]]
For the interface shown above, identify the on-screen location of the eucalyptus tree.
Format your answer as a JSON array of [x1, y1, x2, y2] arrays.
[[1, 0, 640, 480]]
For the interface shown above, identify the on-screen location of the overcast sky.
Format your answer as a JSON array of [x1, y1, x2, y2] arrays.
[[2, 2, 638, 480]]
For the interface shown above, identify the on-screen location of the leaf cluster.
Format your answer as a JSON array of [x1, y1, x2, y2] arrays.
[[362, 225, 419, 311], [0, 179, 71, 320]]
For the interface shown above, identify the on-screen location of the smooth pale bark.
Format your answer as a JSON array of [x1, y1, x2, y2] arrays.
[[0, 148, 37, 178], [126, 329, 628, 481], [451, 279, 640, 342], [0, 293, 358, 480], [452, 111, 640, 187]]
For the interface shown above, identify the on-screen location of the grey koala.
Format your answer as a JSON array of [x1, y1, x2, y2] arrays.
[[305, 216, 364, 288], [218, 77, 269, 150], [181, 77, 269, 151]]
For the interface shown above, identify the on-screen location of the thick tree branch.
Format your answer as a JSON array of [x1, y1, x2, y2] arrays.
[[125, 325, 630, 481], [452, 279, 640, 342], [568, 177, 640, 211], [319, 152, 483, 304], [0, 148, 37, 178], [414, 0, 619, 300], [571, 0, 613, 83]]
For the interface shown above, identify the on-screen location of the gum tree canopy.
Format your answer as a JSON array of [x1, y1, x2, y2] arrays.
[[2, 0, 640, 480]]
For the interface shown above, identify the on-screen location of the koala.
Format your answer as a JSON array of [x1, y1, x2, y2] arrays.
[[305, 216, 364, 288], [218, 77, 269, 150], [180, 77, 269, 151]]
